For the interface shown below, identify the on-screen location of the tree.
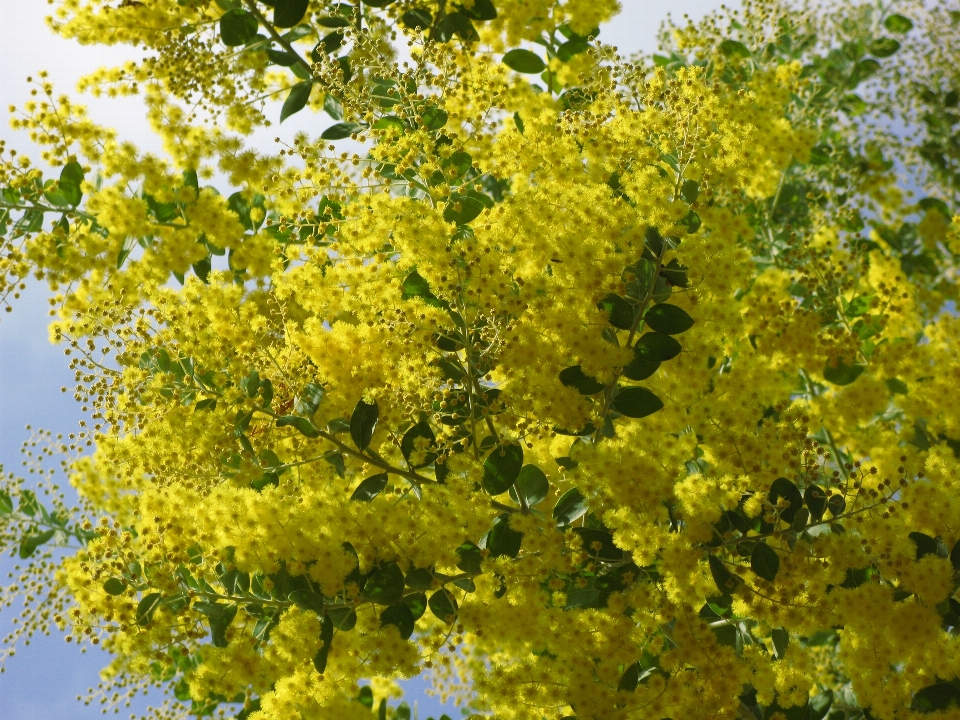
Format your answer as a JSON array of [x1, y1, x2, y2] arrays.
[[2, 0, 960, 718]]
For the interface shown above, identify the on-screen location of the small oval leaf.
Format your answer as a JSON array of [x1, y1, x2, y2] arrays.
[[644, 303, 694, 334], [751, 541, 780, 582], [350, 399, 379, 451], [351, 473, 389, 502], [483, 443, 523, 495], [502, 49, 546, 74], [612, 387, 664, 419]]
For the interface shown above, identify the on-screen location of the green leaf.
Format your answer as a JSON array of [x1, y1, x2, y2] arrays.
[[276, 415, 321, 438], [557, 39, 589, 62], [720, 39, 752, 59], [280, 81, 313, 123], [350, 399, 379, 451], [456, 541, 483, 573], [751, 541, 780, 582], [487, 514, 522, 558], [443, 191, 489, 225], [883, 14, 913, 34], [18, 489, 40, 516], [623, 350, 660, 382], [680, 179, 700, 204], [771, 628, 789, 659], [421, 106, 448, 130], [886, 377, 908, 394], [289, 588, 325, 614], [351, 473, 388, 502], [323, 92, 343, 120], [572, 528, 622, 561], [804, 485, 827, 522], [870, 37, 900, 58], [553, 488, 587, 527], [827, 494, 846, 517], [313, 614, 334, 673], [952, 539, 960, 572], [240, 370, 260, 398], [380, 602, 415, 639], [266, 48, 299, 66], [18, 528, 55, 559], [598, 293, 634, 330], [612, 387, 663, 419], [58, 161, 84, 206], [320, 122, 365, 141], [273, 0, 309, 28], [707, 554, 742, 594], [635, 332, 681, 361], [0, 490, 12, 514], [316, 30, 344, 55], [328, 606, 357, 630], [909, 531, 944, 560], [502, 49, 546, 73], [913, 683, 960, 713], [644, 304, 694, 335], [769, 477, 803, 523], [103, 578, 127, 596], [428, 589, 458, 623], [209, 604, 238, 647], [220, 9, 258, 46], [401, 9, 433, 30], [822, 357, 864, 386], [459, 0, 496, 21], [483, 443, 523, 495], [435, 12, 478, 42], [401, 421, 437, 468], [401, 270, 447, 308], [558, 365, 604, 395], [509, 465, 549, 507], [403, 592, 427, 620], [295, 382, 324, 416], [404, 568, 434, 591], [617, 663, 639, 692], [363, 562, 405, 605], [136, 592, 163, 626]]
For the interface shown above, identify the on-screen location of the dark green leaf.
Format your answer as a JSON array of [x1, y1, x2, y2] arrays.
[[909, 532, 943, 560], [804, 485, 827, 522], [913, 683, 960, 713], [444, 192, 488, 225], [0, 490, 12, 514], [266, 48, 299, 66], [313, 614, 334, 673], [456, 541, 483, 573], [317, 15, 351, 27], [870, 38, 900, 57], [351, 473, 388, 502], [295, 382, 324, 416], [363, 562, 405, 605], [509, 465, 549, 506], [401, 421, 437, 468], [883, 14, 913, 34], [401, 9, 433, 30], [328, 606, 357, 630], [708, 554, 742, 594], [617, 663, 639, 692], [276, 415, 321, 438], [289, 589, 325, 614], [316, 30, 344, 55], [827, 494, 846, 517], [136, 592, 163, 626], [502, 49, 546, 73], [680, 179, 699, 204], [403, 592, 427, 620], [220, 9, 258, 46], [720, 39, 752, 58], [280, 81, 313, 123], [886, 377, 908, 394], [483, 443, 523, 495], [273, 0, 309, 28], [421, 106, 448, 130], [459, 0, 496, 21], [380, 602, 415, 639], [823, 357, 865, 385], [323, 92, 343, 120], [951, 538, 960, 572], [350, 399, 379, 451], [751, 541, 780, 582], [771, 628, 789, 659], [623, 350, 660, 381], [487, 514, 522, 558], [612, 387, 664, 419], [572, 528, 621, 561], [240, 370, 260, 398], [557, 39, 589, 61], [435, 12, 477, 42], [18, 529, 55, 559], [404, 568, 434, 591], [103, 578, 127, 595], [320, 122, 363, 140], [209, 604, 238, 647], [769, 477, 803, 523], [635, 332, 681, 361], [553, 488, 587, 527], [598, 293, 634, 330], [428, 589, 458, 623], [644, 303, 694, 334], [558, 365, 604, 395], [401, 270, 446, 308]]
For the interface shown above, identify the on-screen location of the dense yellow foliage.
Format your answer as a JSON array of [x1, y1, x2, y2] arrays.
[[3, 1, 960, 719]]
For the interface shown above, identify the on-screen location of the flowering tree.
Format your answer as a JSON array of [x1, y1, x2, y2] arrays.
[[3, 0, 960, 718]]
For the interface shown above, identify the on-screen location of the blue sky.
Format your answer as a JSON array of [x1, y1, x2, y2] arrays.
[[0, 1, 728, 717]]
